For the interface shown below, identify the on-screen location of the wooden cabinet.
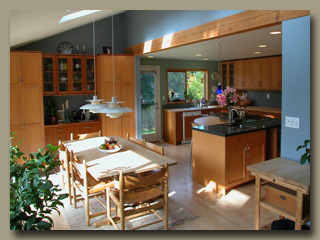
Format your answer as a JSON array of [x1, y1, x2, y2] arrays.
[[96, 55, 136, 139], [10, 51, 44, 159], [224, 56, 282, 91], [192, 129, 266, 196], [45, 121, 102, 146], [220, 61, 234, 89], [43, 54, 95, 95]]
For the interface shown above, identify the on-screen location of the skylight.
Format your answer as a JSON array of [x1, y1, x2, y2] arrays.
[[59, 10, 102, 23]]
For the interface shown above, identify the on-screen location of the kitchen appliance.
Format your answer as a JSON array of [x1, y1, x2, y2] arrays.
[[182, 111, 202, 144], [81, 109, 92, 121]]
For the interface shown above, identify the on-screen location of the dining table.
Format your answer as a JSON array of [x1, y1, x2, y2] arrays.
[[62, 135, 177, 182]]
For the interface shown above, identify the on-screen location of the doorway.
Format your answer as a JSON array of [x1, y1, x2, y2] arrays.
[[140, 66, 161, 142]]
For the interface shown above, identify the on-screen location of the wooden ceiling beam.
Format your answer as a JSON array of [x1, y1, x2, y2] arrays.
[[124, 10, 310, 56]]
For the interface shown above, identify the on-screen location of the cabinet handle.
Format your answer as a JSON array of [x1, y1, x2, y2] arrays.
[[233, 139, 241, 142], [57, 138, 63, 141], [248, 146, 251, 157], [21, 123, 24, 129], [56, 129, 63, 132], [84, 126, 92, 129], [24, 122, 27, 129], [245, 146, 248, 158]]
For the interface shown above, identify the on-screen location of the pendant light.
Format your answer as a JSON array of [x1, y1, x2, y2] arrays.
[[80, 13, 105, 113], [216, 42, 223, 95], [98, 10, 133, 118]]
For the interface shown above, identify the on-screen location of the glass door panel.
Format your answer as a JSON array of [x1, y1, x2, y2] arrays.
[[222, 63, 227, 89], [86, 58, 95, 91], [140, 66, 160, 142], [229, 63, 234, 87], [72, 58, 82, 92], [43, 57, 54, 92], [58, 58, 68, 92]]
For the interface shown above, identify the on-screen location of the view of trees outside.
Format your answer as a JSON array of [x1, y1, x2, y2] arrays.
[[140, 73, 156, 135], [168, 70, 205, 102], [168, 72, 186, 101]]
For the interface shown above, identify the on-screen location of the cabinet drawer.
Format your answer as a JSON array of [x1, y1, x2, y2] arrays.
[[246, 130, 266, 143], [74, 122, 101, 134], [226, 134, 246, 147], [45, 125, 73, 136], [45, 133, 71, 146], [265, 183, 310, 216]]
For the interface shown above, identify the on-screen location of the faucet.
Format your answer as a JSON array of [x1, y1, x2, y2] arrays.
[[228, 108, 240, 125]]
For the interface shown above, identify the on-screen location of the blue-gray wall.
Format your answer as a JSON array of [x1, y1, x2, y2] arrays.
[[281, 16, 310, 161]]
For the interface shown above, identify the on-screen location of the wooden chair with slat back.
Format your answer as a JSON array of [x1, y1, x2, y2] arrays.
[[68, 149, 114, 226], [143, 140, 164, 155], [106, 164, 169, 230], [58, 139, 73, 205], [74, 130, 102, 140], [126, 133, 144, 145]]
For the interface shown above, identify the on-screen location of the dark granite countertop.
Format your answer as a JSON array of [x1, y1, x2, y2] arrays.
[[192, 119, 281, 137]]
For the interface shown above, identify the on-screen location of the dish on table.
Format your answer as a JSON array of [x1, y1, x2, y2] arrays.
[[98, 144, 122, 153]]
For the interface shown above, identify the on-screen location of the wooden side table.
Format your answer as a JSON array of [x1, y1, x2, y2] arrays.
[[247, 158, 310, 230]]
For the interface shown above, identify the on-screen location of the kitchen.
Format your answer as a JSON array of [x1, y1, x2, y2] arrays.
[[8, 10, 310, 230]]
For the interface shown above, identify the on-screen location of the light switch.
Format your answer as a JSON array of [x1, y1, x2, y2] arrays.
[[162, 96, 166, 101], [267, 94, 270, 99], [285, 116, 300, 129]]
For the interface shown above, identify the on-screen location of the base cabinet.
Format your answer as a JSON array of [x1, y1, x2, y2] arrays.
[[192, 129, 266, 196]]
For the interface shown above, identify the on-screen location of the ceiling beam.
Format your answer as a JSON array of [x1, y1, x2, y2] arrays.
[[124, 10, 310, 56]]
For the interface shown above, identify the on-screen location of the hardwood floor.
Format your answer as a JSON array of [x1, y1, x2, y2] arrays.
[[50, 142, 277, 230]]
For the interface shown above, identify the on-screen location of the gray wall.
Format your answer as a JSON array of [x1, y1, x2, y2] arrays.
[[15, 14, 126, 55], [281, 16, 310, 161], [246, 91, 281, 108]]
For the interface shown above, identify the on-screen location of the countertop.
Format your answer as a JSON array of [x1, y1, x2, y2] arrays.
[[45, 120, 101, 127], [163, 105, 281, 113], [192, 119, 281, 137]]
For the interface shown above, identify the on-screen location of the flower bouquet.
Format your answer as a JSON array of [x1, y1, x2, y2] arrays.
[[216, 86, 247, 108]]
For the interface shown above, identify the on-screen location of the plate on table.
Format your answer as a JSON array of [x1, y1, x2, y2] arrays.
[[98, 144, 122, 153]]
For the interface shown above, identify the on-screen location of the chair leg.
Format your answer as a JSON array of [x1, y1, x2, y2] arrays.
[[85, 196, 90, 226], [106, 188, 111, 225], [120, 205, 125, 230], [72, 184, 77, 208]]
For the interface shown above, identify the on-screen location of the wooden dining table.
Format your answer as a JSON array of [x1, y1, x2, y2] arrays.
[[62, 136, 177, 182]]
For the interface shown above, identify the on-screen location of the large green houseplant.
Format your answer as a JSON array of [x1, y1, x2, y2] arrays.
[[296, 139, 310, 165], [10, 132, 68, 230]]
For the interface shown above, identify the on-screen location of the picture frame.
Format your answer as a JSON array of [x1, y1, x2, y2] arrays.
[[57, 110, 64, 123]]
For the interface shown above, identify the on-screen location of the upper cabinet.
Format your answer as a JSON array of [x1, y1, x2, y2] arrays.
[[222, 56, 282, 91], [220, 61, 234, 89], [43, 54, 95, 95]]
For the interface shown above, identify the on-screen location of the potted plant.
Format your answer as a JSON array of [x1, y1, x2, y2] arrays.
[[10, 132, 68, 230], [296, 140, 310, 165], [44, 98, 58, 124]]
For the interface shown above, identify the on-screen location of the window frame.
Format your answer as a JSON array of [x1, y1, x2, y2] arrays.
[[166, 68, 209, 104]]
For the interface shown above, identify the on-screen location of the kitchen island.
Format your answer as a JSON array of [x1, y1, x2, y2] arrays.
[[191, 118, 281, 196]]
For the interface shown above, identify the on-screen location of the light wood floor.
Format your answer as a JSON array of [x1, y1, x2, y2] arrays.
[[51, 142, 277, 230]]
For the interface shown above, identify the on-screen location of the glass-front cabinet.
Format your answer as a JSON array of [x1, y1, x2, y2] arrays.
[[220, 61, 234, 89], [43, 54, 95, 95]]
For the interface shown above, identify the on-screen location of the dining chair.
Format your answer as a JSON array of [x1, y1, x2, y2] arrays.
[[69, 149, 114, 226], [106, 164, 169, 230], [143, 140, 164, 155], [126, 133, 144, 145], [71, 130, 102, 140], [58, 140, 73, 205]]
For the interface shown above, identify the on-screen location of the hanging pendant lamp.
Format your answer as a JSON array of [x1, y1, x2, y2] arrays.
[[80, 13, 106, 113], [216, 42, 223, 95], [98, 10, 133, 118]]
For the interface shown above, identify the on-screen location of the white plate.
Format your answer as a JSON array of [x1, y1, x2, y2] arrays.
[[98, 144, 122, 153]]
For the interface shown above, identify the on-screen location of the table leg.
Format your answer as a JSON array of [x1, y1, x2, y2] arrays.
[[254, 176, 261, 230], [295, 191, 304, 230]]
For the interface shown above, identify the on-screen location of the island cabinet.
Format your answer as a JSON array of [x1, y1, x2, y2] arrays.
[[10, 51, 45, 162], [192, 129, 266, 196], [96, 55, 136, 139]]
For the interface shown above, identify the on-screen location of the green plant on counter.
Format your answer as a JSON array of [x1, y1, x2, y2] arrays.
[[44, 98, 58, 117], [296, 140, 310, 165], [10, 132, 68, 230]]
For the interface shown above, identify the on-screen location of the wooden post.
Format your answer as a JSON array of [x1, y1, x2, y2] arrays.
[[295, 191, 304, 230], [254, 176, 261, 230]]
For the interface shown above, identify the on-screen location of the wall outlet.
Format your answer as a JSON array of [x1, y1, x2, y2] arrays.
[[285, 116, 300, 129], [267, 94, 270, 99], [162, 96, 166, 101]]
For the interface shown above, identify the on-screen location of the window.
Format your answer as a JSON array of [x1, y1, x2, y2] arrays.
[[167, 69, 208, 103]]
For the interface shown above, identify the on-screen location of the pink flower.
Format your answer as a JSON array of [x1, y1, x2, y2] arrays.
[[216, 87, 245, 108]]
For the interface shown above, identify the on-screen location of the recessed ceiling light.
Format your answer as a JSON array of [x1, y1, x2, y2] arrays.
[[196, 54, 202, 57], [270, 31, 281, 35], [259, 44, 268, 48], [147, 56, 154, 58], [203, 58, 209, 60], [254, 51, 261, 54]]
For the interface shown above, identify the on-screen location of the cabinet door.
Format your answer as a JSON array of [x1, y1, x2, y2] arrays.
[[117, 56, 134, 84], [22, 86, 44, 125], [119, 115, 133, 138], [43, 55, 56, 94], [270, 57, 282, 90], [103, 117, 120, 137], [99, 56, 113, 84], [20, 52, 42, 86], [71, 56, 84, 93], [234, 60, 245, 89], [244, 60, 253, 89], [261, 58, 271, 89], [57, 56, 70, 93], [10, 87, 23, 126], [10, 125, 23, 151], [226, 144, 246, 185], [23, 123, 45, 154], [246, 140, 265, 180], [221, 62, 228, 89], [252, 59, 262, 89], [10, 52, 21, 86], [85, 57, 95, 93], [184, 115, 200, 139]]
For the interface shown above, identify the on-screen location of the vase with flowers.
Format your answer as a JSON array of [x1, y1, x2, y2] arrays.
[[216, 87, 247, 114]]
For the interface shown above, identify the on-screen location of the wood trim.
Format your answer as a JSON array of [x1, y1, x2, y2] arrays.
[[124, 10, 310, 56]]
